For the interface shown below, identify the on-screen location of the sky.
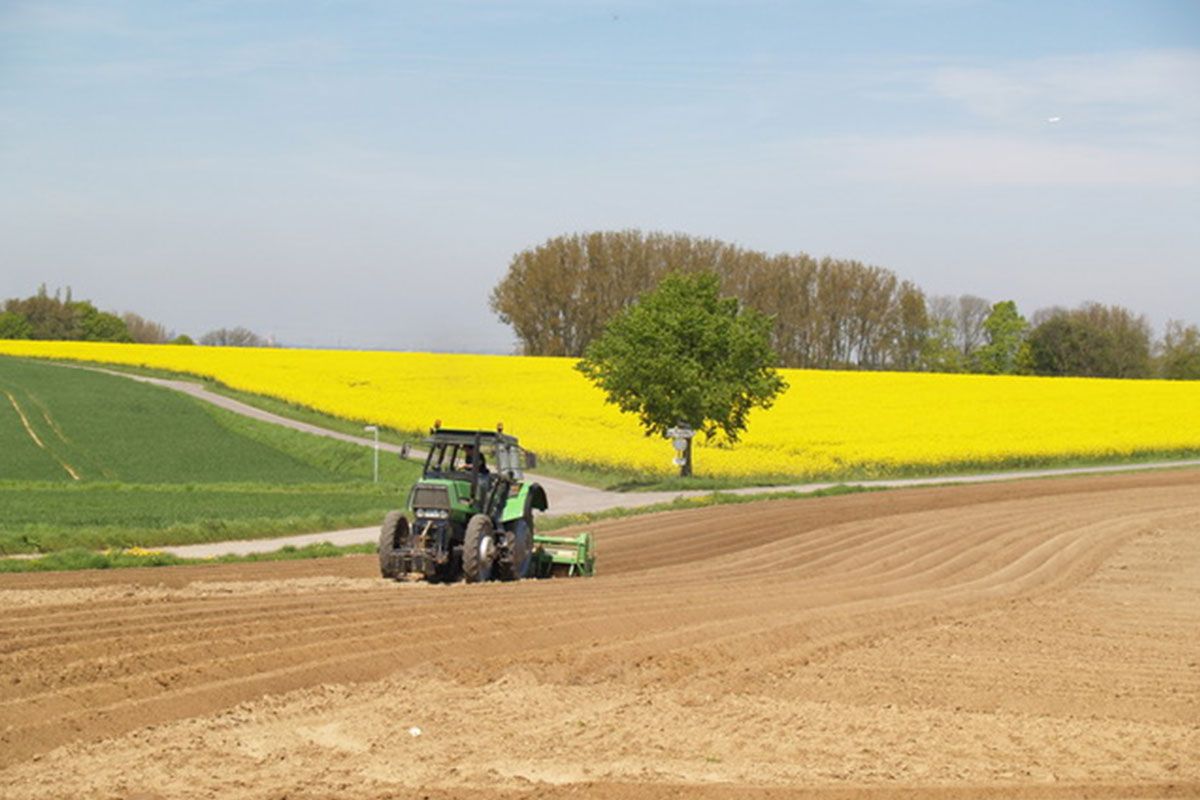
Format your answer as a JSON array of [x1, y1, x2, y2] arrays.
[[1, 0, 1198, 352]]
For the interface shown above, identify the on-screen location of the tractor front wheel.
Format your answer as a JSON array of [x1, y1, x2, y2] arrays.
[[462, 514, 496, 583]]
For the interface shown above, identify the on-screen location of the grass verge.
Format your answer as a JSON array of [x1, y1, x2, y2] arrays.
[[0, 542, 377, 573]]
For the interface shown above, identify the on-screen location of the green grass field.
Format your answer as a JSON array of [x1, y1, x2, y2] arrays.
[[0, 357, 421, 554]]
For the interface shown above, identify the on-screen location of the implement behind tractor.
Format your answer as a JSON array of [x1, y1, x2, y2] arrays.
[[531, 531, 595, 577], [378, 423, 593, 583]]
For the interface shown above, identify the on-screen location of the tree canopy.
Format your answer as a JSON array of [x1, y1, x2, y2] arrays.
[[198, 327, 270, 347], [1, 286, 132, 343], [0, 311, 34, 340], [493, 230, 1199, 381], [973, 301, 1029, 374], [492, 230, 927, 370], [1027, 303, 1152, 378], [122, 312, 170, 344], [576, 271, 787, 474], [1158, 321, 1200, 380]]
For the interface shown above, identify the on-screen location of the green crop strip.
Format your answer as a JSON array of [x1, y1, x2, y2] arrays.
[[0, 357, 420, 554]]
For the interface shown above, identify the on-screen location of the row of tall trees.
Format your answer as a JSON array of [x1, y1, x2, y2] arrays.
[[491, 231, 1200, 379], [490, 231, 930, 370]]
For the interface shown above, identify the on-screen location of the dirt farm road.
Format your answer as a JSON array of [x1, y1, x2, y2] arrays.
[[2, 468, 1198, 798]]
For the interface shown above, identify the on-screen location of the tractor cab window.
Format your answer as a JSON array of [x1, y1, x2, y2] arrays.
[[426, 442, 489, 475], [426, 443, 465, 475], [422, 433, 503, 479]]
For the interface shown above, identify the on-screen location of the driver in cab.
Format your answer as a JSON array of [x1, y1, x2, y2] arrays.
[[460, 444, 489, 475]]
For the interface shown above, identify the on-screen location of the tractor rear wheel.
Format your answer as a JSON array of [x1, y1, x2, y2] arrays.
[[499, 517, 533, 580], [462, 514, 496, 583], [378, 511, 408, 580]]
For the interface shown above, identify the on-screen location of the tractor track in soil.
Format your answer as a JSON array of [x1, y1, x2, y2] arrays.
[[1, 469, 1199, 799]]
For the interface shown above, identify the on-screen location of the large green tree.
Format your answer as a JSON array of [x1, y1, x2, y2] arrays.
[[575, 271, 787, 476]]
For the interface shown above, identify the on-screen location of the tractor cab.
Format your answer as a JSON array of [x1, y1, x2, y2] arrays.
[[419, 425, 534, 511]]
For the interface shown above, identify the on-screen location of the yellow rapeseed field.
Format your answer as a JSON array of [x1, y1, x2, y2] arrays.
[[1, 340, 1197, 478]]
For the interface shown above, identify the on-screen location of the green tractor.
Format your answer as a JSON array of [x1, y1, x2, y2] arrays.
[[378, 424, 594, 582]]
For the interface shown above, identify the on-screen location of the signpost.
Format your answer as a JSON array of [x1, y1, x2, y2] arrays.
[[666, 424, 694, 477]]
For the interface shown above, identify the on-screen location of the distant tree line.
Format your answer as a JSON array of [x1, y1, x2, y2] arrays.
[[0, 286, 274, 348], [492, 230, 1200, 380], [0, 286, 137, 343]]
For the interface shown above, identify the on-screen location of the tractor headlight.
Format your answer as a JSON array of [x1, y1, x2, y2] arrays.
[[416, 508, 450, 520]]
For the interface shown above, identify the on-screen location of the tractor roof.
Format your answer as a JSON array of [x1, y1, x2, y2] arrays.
[[425, 428, 519, 448]]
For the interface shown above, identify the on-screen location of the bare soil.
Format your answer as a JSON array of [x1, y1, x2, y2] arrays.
[[2, 470, 1198, 799]]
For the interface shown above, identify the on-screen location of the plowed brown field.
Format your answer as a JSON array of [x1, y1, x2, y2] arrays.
[[2, 470, 1199, 799]]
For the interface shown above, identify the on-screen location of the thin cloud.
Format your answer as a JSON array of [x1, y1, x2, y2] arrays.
[[821, 134, 1199, 188], [815, 49, 1200, 189], [931, 50, 1200, 131]]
